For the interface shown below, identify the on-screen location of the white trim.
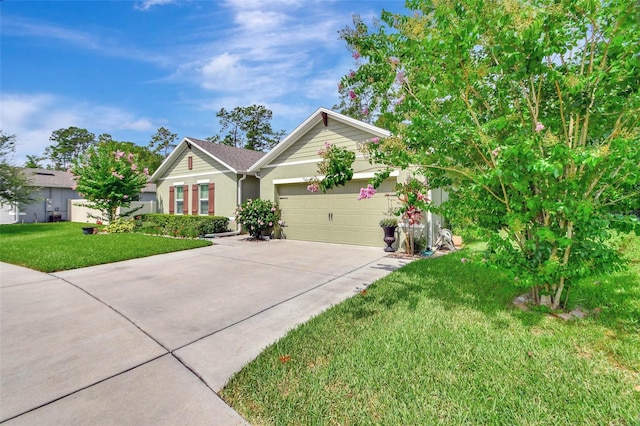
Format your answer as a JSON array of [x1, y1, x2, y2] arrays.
[[196, 179, 210, 184], [272, 170, 399, 185], [172, 181, 184, 186], [262, 158, 320, 169], [262, 153, 367, 170]]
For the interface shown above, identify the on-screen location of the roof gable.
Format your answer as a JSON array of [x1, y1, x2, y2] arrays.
[[150, 137, 266, 181], [248, 107, 390, 171]]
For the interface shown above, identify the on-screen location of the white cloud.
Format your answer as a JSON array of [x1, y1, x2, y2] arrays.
[[0, 93, 155, 164], [135, 0, 176, 11]]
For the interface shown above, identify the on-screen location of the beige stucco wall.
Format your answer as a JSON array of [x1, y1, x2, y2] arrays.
[[154, 144, 258, 218]]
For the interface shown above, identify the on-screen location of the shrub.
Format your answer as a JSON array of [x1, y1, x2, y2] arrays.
[[234, 199, 280, 239], [137, 214, 229, 238], [105, 218, 136, 233]]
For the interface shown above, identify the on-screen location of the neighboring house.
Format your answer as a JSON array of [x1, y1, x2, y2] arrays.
[[0, 168, 157, 224], [249, 107, 447, 247], [150, 138, 265, 219], [152, 107, 446, 247], [0, 169, 79, 224]]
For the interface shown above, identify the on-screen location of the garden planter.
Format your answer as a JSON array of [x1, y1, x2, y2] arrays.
[[82, 227, 97, 235], [381, 225, 397, 252]]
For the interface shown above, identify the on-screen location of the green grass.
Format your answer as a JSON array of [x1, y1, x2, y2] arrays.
[[221, 234, 640, 425], [0, 222, 211, 272]]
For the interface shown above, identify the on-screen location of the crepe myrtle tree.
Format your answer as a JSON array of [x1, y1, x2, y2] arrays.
[[70, 142, 149, 223], [336, 0, 640, 309]]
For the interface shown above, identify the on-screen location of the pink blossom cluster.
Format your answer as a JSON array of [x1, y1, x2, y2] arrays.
[[417, 193, 429, 203], [114, 150, 125, 160], [403, 206, 422, 225], [307, 182, 320, 193], [535, 122, 545, 132], [396, 70, 406, 84], [369, 137, 380, 144], [349, 90, 357, 100], [112, 171, 124, 179], [352, 51, 361, 60], [357, 184, 376, 200]]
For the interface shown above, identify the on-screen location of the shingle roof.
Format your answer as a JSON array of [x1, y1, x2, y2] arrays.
[[186, 137, 266, 172], [24, 168, 75, 188], [22, 168, 155, 192]]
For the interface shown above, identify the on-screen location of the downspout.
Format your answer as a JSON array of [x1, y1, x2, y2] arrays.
[[205, 172, 248, 237]]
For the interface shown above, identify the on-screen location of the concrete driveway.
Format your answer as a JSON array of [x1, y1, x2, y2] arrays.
[[0, 237, 410, 424]]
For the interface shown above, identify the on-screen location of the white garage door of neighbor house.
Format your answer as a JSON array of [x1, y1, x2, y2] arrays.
[[277, 179, 397, 247]]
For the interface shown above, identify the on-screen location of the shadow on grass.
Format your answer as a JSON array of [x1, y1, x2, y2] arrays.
[[356, 244, 640, 334], [354, 250, 539, 328]]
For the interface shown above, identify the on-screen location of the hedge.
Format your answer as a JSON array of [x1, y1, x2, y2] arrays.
[[137, 214, 230, 238]]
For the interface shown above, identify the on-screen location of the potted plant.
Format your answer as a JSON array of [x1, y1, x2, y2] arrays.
[[379, 217, 398, 252]]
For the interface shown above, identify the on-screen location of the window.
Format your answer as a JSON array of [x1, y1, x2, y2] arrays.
[[199, 184, 208, 214], [175, 186, 184, 214]]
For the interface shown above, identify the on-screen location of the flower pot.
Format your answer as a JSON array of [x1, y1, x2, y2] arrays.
[[82, 227, 96, 235], [381, 225, 397, 252]]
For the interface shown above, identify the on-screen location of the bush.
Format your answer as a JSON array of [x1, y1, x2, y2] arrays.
[[234, 198, 280, 239], [137, 214, 229, 238], [105, 218, 136, 233]]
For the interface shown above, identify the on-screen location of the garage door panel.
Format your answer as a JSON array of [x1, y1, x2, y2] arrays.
[[278, 179, 397, 247]]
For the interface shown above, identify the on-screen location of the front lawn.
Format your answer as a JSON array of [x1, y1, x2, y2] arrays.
[[0, 222, 211, 272], [221, 234, 640, 425]]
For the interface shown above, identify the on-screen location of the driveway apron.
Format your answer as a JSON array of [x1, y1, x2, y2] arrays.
[[1, 237, 410, 424]]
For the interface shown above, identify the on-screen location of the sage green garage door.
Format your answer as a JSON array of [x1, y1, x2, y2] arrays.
[[277, 179, 396, 247]]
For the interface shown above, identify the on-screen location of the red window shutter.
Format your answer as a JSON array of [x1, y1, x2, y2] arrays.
[[188, 156, 193, 170], [169, 186, 175, 214], [208, 183, 215, 215], [183, 185, 189, 215], [192, 184, 198, 215]]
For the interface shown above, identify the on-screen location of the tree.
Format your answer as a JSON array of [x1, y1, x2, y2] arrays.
[[46, 127, 96, 170], [70, 143, 149, 222], [99, 134, 164, 175], [149, 127, 178, 157], [338, 0, 640, 309], [215, 105, 285, 151], [24, 155, 44, 169], [0, 131, 39, 206]]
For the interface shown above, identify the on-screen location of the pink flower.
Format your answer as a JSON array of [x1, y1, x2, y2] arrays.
[[131, 164, 138, 171], [269, 222, 273, 226], [324, 141, 331, 149], [307, 182, 320, 193], [349, 90, 356, 100], [349, 70, 356, 78], [114, 150, 125, 159], [370, 137, 380, 144], [535, 122, 545, 132], [271, 207, 276, 212], [123, 194, 129, 199], [389, 57, 400, 66], [357, 184, 376, 200], [362, 106, 369, 116], [353, 51, 361, 60], [395, 95, 405, 105], [128, 153, 135, 161], [278, 220, 283, 225], [396, 71, 406, 84], [492, 147, 501, 157], [417, 193, 429, 202], [143, 167, 149, 175]]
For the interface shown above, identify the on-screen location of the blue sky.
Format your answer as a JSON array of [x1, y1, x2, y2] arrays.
[[1, 0, 406, 164]]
